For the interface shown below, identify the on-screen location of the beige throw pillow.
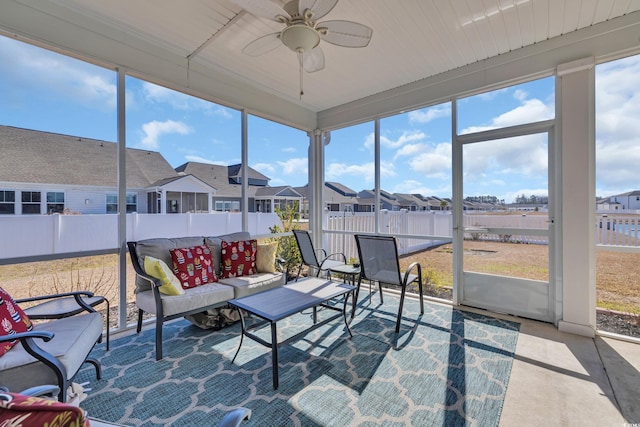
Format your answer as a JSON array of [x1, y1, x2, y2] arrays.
[[256, 241, 278, 273]]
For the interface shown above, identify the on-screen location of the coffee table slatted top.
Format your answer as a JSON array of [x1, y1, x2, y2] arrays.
[[229, 278, 355, 321]]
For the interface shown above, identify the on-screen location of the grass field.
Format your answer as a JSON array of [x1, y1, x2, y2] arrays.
[[398, 240, 640, 315]]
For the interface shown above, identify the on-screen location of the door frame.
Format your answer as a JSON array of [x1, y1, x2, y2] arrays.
[[452, 115, 556, 323]]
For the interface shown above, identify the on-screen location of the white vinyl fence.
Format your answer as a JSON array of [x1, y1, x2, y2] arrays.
[[323, 211, 453, 259], [322, 211, 640, 259], [0, 212, 282, 261], [1, 210, 636, 262]]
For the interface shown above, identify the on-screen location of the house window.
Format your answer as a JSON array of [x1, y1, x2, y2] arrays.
[[0, 191, 15, 214], [47, 192, 65, 214], [22, 191, 41, 214], [107, 193, 137, 213], [214, 200, 240, 212]]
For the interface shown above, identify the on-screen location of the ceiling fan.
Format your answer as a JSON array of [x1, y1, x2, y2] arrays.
[[232, 0, 373, 97]]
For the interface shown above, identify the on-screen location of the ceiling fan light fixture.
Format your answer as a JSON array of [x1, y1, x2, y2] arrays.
[[280, 24, 320, 52]]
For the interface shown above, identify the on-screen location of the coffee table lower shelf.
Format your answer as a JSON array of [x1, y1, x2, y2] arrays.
[[228, 277, 355, 389]]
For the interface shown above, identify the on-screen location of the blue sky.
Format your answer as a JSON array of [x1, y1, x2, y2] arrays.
[[1, 35, 639, 203]]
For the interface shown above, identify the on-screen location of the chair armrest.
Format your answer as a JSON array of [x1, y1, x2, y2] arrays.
[[315, 248, 328, 259], [403, 262, 422, 285], [322, 252, 347, 263], [218, 408, 252, 427], [15, 291, 95, 304], [18, 292, 101, 317], [0, 330, 66, 383], [0, 330, 54, 343], [127, 241, 164, 290], [17, 385, 61, 398]]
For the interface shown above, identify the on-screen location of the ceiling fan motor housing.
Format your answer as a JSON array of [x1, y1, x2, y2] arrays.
[[280, 24, 320, 52]]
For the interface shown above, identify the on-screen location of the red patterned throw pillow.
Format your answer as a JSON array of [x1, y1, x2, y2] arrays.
[[221, 240, 257, 278], [0, 287, 33, 357], [170, 245, 217, 289], [0, 391, 89, 426]]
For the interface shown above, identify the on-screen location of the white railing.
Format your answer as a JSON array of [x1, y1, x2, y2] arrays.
[[2, 210, 636, 262], [0, 212, 282, 261], [322, 211, 640, 258], [323, 211, 453, 258], [463, 213, 549, 244], [595, 214, 640, 246]]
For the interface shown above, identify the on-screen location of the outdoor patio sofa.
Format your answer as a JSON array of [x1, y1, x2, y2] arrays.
[[128, 231, 285, 360]]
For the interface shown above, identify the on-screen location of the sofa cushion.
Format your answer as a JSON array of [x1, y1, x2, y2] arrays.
[[221, 240, 257, 278], [219, 272, 285, 298], [143, 256, 185, 296], [0, 287, 33, 357], [256, 241, 278, 273], [0, 313, 102, 393], [0, 391, 90, 427], [205, 232, 251, 277], [134, 237, 205, 291], [170, 245, 217, 289], [135, 283, 235, 317]]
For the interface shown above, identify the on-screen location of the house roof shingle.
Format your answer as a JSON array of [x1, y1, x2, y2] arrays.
[[0, 125, 177, 188]]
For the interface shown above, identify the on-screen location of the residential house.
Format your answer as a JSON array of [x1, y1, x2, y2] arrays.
[[607, 191, 640, 211], [0, 125, 218, 215], [294, 182, 359, 217], [394, 193, 431, 211], [357, 189, 401, 212]]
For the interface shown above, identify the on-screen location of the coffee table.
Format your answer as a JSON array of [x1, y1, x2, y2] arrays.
[[229, 277, 355, 389]]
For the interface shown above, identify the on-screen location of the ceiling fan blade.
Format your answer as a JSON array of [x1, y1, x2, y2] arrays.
[[232, 0, 289, 22], [302, 46, 325, 73], [318, 20, 373, 47], [298, 0, 338, 21], [242, 32, 281, 56]]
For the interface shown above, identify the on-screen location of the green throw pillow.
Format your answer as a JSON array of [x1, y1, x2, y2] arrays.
[[144, 255, 185, 296]]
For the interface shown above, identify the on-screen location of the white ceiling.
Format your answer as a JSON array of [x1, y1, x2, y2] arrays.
[[2, 0, 640, 130]]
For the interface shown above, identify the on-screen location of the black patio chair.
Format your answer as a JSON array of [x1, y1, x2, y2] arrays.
[[292, 230, 347, 280], [354, 234, 424, 332]]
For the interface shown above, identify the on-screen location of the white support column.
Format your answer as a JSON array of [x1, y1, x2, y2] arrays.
[[116, 68, 127, 330], [309, 130, 325, 247], [241, 109, 248, 231], [556, 57, 596, 337], [374, 119, 381, 234]]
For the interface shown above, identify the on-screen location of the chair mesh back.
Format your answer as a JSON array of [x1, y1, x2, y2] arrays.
[[293, 230, 319, 268], [355, 235, 402, 286]]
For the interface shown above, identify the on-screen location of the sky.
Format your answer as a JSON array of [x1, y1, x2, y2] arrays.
[[1, 35, 639, 203]]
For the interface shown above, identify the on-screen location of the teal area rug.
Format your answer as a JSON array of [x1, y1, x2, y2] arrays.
[[77, 293, 520, 426]]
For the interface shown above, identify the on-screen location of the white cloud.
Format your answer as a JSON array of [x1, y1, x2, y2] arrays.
[[326, 161, 395, 183], [140, 120, 192, 149], [142, 82, 232, 118], [253, 162, 276, 175], [282, 147, 297, 153], [408, 105, 451, 123], [595, 55, 640, 192], [364, 130, 426, 150], [407, 142, 452, 179], [463, 133, 547, 178], [391, 179, 447, 195], [277, 158, 307, 175], [184, 155, 218, 165], [395, 142, 429, 159], [462, 97, 554, 134], [0, 37, 118, 110]]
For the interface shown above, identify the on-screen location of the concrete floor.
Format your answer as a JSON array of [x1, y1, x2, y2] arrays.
[[499, 318, 640, 426]]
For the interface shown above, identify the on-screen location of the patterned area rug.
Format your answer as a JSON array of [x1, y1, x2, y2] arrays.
[[77, 293, 520, 426]]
